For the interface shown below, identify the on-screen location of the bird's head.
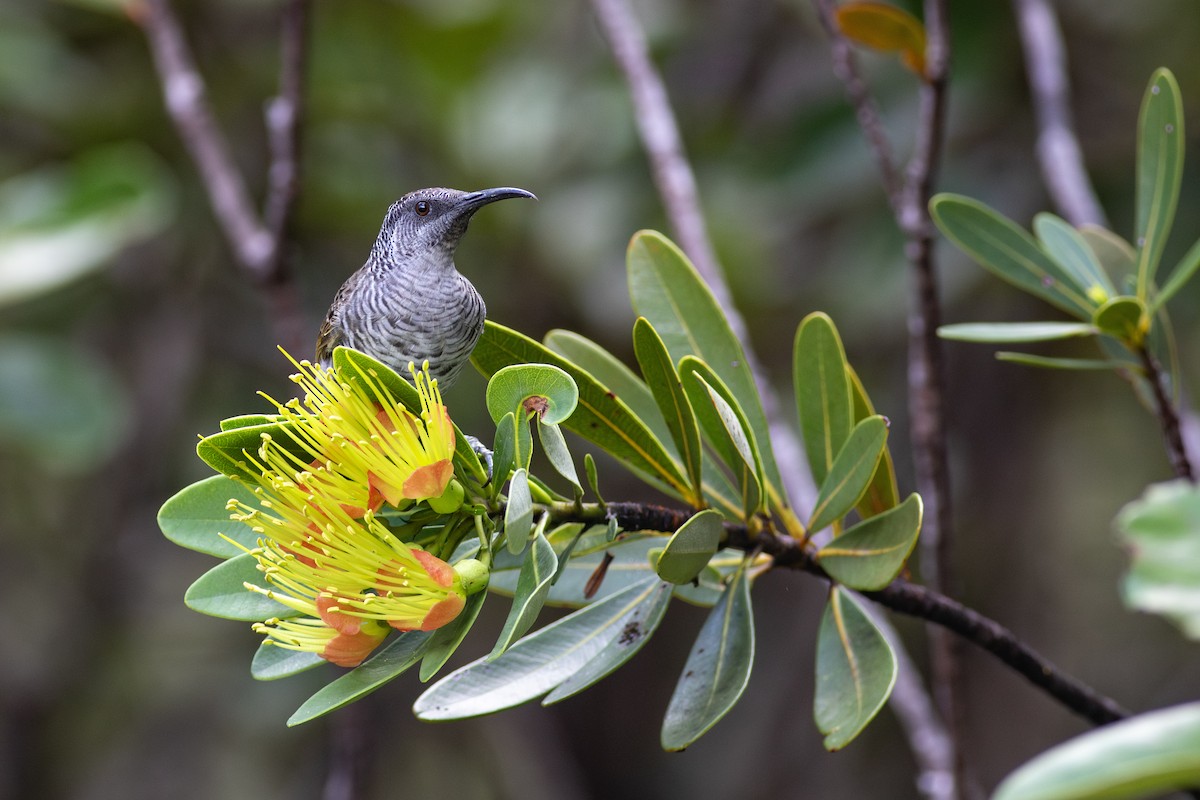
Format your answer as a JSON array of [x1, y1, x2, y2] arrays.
[[371, 186, 536, 267]]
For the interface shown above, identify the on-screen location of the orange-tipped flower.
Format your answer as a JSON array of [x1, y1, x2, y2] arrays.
[[225, 350, 482, 666]]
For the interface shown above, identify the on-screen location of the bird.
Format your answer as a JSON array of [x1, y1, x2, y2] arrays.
[[316, 186, 536, 388]]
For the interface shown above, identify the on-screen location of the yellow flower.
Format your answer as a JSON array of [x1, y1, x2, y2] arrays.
[[262, 353, 458, 510], [247, 505, 469, 634], [221, 349, 484, 666]]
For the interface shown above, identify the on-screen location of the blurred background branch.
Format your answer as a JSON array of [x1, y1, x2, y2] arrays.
[[1012, 0, 1107, 229], [139, 0, 308, 353]]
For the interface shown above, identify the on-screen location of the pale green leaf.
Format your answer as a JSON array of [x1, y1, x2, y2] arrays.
[[993, 702, 1200, 800], [415, 578, 665, 720], [490, 529, 558, 658], [930, 194, 1093, 317], [996, 352, 1127, 371], [1115, 480, 1200, 638], [681, 361, 764, 518], [537, 419, 582, 493], [251, 642, 324, 681], [1135, 68, 1184, 302], [542, 580, 672, 704], [1034, 212, 1115, 301], [937, 322, 1096, 343], [504, 468, 533, 555], [485, 363, 578, 425]]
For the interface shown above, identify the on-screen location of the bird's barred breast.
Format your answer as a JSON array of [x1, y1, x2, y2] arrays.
[[340, 273, 485, 388]]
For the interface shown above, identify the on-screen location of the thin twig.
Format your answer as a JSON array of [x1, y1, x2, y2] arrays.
[[814, 0, 903, 213], [586, 0, 815, 514], [1012, 0, 1107, 228], [1138, 345, 1196, 482], [544, 500, 1131, 728], [139, 0, 274, 275], [902, 4, 967, 792], [813, 0, 963, 792]]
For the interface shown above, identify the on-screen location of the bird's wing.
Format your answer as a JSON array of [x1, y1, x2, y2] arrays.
[[315, 270, 361, 366], [315, 311, 341, 367]]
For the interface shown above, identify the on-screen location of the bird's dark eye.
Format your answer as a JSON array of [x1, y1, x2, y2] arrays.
[[415, 200, 431, 216]]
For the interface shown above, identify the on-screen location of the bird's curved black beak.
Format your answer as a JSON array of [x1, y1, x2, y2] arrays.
[[457, 187, 538, 213]]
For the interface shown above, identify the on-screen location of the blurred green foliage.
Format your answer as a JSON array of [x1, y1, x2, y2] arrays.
[[5, 1, 1200, 798]]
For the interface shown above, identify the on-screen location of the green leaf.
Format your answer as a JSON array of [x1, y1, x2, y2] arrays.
[[937, 322, 1096, 343], [1034, 213, 1115, 301], [808, 416, 889, 533], [1155, 235, 1200, 310], [996, 352, 1127, 371], [473, 322, 692, 498], [1115, 480, 1200, 638], [847, 366, 899, 518], [661, 560, 755, 751], [817, 493, 922, 590], [415, 578, 666, 719], [492, 411, 518, 486], [1079, 225, 1136, 279], [489, 531, 661, 607], [220, 414, 276, 431], [158, 475, 260, 558], [486, 363, 579, 425], [251, 642, 324, 681], [814, 587, 897, 750], [1135, 68, 1184, 302], [332, 345, 421, 409], [547, 328, 741, 517], [794, 312, 853, 487], [196, 420, 308, 483], [542, 580, 672, 704], [0, 335, 131, 474], [420, 589, 488, 682], [584, 453, 604, 506], [0, 143, 173, 307], [537, 419, 582, 493], [930, 194, 1093, 317], [680, 361, 763, 518], [633, 317, 704, 503], [491, 529, 558, 658], [288, 632, 432, 726], [993, 702, 1200, 800], [655, 509, 723, 585], [1092, 296, 1147, 344], [184, 552, 296, 621], [504, 469, 534, 555], [627, 230, 788, 511], [544, 329, 674, 456]]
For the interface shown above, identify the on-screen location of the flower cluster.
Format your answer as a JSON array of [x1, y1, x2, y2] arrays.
[[228, 353, 481, 667]]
